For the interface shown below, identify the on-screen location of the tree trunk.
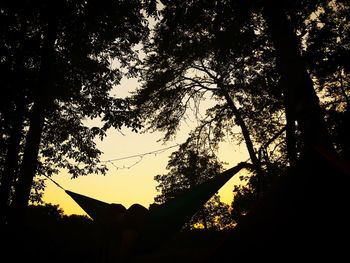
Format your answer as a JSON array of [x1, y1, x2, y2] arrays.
[[285, 110, 297, 165], [0, 13, 28, 224], [262, 1, 334, 154], [0, 106, 24, 224], [11, 102, 46, 211], [10, 18, 57, 222], [220, 86, 267, 198], [222, 3, 349, 257], [220, 86, 261, 169], [283, 83, 298, 166]]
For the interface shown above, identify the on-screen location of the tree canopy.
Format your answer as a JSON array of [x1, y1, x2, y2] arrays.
[[0, 0, 151, 223], [154, 135, 235, 229], [133, 0, 350, 257]]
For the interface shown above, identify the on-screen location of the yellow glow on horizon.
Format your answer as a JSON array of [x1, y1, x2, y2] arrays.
[[42, 78, 250, 216], [42, 125, 249, 215]]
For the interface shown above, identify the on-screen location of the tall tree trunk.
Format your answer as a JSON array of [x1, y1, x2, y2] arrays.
[[220, 86, 261, 169], [10, 18, 57, 222], [11, 102, 46, 211], [0, 13, 28, 224], [282, 79, 298, 166], [262, 1, 334, 154], [0, 106, 24, 224], [285, 107, 297, 165], [219, 85, 266, 197]]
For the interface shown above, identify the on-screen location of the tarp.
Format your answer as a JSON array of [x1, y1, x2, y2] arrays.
[[137, 162, 250, 249], [65, 162, 250, 250], [65, 190, 126, 225]]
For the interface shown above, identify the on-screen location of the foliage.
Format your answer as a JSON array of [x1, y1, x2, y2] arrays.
[[154, 136, 235, 229], [0, 0, 150, 206], [135, 0, 349, 227], [303, 0, 350, 157], [134, 0, 295, 226], [26, 203, 64, 223], [191, 194, 235, 230]]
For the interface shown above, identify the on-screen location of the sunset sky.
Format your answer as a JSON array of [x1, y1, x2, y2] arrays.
[[42, 77, 250, 216]]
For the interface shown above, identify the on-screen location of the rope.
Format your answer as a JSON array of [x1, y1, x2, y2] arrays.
[[43, 174, 66, 191], [101, 144, 180, 170], [101, 144, 179, 162], [43, 144, 181, 189]]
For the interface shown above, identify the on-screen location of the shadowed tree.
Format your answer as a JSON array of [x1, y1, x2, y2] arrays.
[[134, 0, 349, 258], [134, 0, 293, 224], [0, 0, 39, 223], [260, 0, 334, 155], [147, 0, 335, 159], [303, 0, 350, 158], [0, 0, 151, 224]]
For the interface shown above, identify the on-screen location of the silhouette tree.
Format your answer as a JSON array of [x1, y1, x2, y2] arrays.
[[303, 0, 350, 157], [134, 0, 293, 224], [154, 136, 235, 230], [0, 0, 150, 223], [144, 0, 335, 157], [0, 0, 38, 223], [135, 0, 349, 257], [191, 194, 235, 230]]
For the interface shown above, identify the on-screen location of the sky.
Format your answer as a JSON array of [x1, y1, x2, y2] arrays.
[[42, 75, 250, 216]]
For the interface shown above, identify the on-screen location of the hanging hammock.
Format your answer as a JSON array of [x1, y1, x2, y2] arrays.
[[61, 162, 251, 251], [65, 190, 126, 225]]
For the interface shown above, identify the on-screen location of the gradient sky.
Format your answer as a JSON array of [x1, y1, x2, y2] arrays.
[[42, 77, 250, 216]]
